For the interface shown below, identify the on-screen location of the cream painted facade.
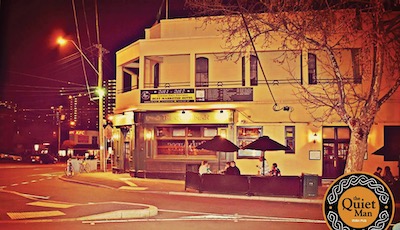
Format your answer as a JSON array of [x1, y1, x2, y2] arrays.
[[113, 16, 400, 179]]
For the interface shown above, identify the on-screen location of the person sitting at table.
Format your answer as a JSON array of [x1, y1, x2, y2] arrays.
[[199, 160, 212, 175], [225, 161, 241, 176], [219, 162, 231, 174], [382, 166, 395, 186], [373, 166, 383, 179], [269, 163, 281, 176]]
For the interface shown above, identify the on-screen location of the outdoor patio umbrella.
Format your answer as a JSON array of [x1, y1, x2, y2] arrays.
[[196, 135, 239, 170], [242, 136, 291, 175]]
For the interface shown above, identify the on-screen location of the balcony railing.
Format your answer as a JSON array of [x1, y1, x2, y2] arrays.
[[116, 78, 309, 94]]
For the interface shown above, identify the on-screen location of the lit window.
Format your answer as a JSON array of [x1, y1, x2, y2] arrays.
[[285, 126, 295, 153]]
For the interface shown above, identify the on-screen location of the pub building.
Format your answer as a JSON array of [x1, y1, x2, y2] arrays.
[[111, 16, 400, 180]]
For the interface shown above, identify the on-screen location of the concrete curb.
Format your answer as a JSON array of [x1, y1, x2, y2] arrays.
[[59, 175, 324, 204], [78, 205, 158, 221], [58, 175, 116, 190], [168, 191, 323, 204]]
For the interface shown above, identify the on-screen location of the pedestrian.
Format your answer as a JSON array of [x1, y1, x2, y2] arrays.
[[225, 161, 241, 176], [199, 160, 212, 175], [373, 166, 383, 178], [256, 156, 269, 176], [269, 163, 281, 176]]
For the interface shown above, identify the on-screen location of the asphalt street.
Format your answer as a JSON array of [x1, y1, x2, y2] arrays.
[[0, 162, 399, 230]]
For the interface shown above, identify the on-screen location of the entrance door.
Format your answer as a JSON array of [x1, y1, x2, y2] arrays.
[[322, 127, 350, 178]]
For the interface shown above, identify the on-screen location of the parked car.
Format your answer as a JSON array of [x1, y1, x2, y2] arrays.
[[30, 154, 58, 164], [0, 153, 22, 162]]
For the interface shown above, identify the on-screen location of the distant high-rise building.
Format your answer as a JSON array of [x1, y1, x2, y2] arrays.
[[66, 80, 115, 130], [103, 79, 116, 121], [68, 94, 98, 130]]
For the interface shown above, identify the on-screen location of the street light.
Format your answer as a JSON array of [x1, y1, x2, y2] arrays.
[[57, 36, 107, 172]]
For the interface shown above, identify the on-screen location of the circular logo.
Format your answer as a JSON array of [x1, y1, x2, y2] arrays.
[[323, 172, 395, 230], [141, 91, 150, 100]]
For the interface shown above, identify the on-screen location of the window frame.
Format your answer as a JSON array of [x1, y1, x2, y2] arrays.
[[308, 53, 317, 85], [153, 63, 160, 88], [195, 57, 209, 87], [285, 126, 295, 153], [250, 55, 258, 86]]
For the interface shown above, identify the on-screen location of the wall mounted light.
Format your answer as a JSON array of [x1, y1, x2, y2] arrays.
[[313, 133, 317, 143], [182, 110, 186, 114], [145, 129, 154, 141], [220, 110, 224, 113]]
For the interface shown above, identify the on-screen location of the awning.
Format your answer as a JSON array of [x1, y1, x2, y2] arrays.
[[372, 144, 400, 161]]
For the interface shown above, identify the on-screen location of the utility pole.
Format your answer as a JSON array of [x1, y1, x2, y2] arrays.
[[57, 37, 108, 171], [57, 105, 63, 155], [97, 43, 106, 172]]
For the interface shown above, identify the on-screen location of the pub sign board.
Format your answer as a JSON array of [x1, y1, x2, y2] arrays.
[[140, 88, 253, 103]]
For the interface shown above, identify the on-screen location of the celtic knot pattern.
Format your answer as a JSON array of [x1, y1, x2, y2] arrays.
[[327, 211, 350, 230], [326, 175, 389, 205], [324, 173, 393, 230]]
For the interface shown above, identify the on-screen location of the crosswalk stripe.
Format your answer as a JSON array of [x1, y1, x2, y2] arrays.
[[7, 211, 65, 220], [27, 201, 75, 209]]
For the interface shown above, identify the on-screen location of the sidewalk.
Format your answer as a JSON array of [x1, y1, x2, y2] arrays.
[[59, 172, 328, 204]]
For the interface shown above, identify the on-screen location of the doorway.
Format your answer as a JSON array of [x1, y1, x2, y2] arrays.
[[322, 127, 350, 178]]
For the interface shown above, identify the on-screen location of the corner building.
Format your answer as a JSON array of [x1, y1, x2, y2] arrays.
[[112, 16, 400, 179]]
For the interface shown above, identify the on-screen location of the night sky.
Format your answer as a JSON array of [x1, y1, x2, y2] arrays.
[[0, 0, 189, 109]]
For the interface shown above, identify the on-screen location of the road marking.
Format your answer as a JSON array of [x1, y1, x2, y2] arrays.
[[119, 178, 138, 187], [7, 211, 65, 220], [118, 178, 148, 190], [118, 186, 148, 191], [27, 201, 75, 209], [31, 180, 37, 183], [0, 189, 50, 200], [21, 181, 29, 185], [0, 186, 6, 189], [10, 184, 18, 186]]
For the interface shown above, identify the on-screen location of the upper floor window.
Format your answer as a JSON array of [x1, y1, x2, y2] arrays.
[[196, 57, 209, 87], [351, 49, 362, 84], [154, 63, 160, 88], [250, 55, 258, 86], [241, 56, 246, 86], [123, 71, 132, 92], [308, 53, 317, 85]]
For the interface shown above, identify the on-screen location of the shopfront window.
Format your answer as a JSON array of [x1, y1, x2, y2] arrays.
[[285, 126, 295, 153], [237, 126, 262, 159], [155, 126, 223, 157]]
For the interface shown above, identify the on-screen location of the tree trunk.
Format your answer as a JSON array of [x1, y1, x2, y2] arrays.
[[345, 123, 369, 173]]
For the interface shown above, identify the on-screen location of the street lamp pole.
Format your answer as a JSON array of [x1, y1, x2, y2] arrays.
[[57, 37, 106, 172]]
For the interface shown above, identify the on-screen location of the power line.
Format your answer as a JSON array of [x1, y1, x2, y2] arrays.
[[236, 1, 277, 107], [71, 0, 93, 100], [7, 71, 85, 87]]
